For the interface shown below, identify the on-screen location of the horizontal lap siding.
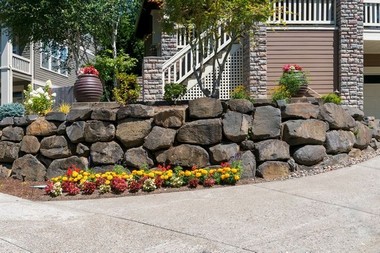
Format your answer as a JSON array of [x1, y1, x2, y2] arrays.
[[267, 30, 337, 95]]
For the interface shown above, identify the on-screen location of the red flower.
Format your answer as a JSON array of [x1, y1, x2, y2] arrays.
[[111, 177, 128, 194], [79, 65, 99, 77]]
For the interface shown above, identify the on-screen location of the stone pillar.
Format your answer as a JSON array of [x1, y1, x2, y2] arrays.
[[243, 25, 267, 98], [161, 33, 178, 60], [1, 29, 13, 105], [337, 0, 364, 109], [142, 57, 165, 101]]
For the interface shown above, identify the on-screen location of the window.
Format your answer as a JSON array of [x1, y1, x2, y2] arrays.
[[41, 42, 68, 76]]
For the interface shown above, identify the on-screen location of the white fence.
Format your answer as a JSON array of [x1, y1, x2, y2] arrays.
[[364, 0, 380, 27]]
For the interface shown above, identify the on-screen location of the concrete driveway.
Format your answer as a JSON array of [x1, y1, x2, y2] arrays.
[[1, 156, 380, 253]]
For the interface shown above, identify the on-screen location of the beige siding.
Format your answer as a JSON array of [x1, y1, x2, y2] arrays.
[[267, 30, 337, 96]]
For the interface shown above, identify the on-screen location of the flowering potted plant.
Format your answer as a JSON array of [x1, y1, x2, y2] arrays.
[[73, 65, 103, 102], [279, 64, 308, 97]]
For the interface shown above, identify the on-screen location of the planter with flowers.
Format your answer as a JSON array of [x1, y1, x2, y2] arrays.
[[74, 65, 103, 102]]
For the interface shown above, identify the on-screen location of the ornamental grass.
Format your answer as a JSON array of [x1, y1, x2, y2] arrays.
[[45, 162, 243, 197]]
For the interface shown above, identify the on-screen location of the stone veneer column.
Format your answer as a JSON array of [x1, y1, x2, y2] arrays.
[[161, 33, 177, 60], [243, 25, 267, 97], [337, 0, 364, 109], [142, 57, 165, 101]]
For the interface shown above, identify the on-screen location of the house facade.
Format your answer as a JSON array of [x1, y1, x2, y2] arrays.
[[0, 29, 77, 106], [138, 0, 380, 118]]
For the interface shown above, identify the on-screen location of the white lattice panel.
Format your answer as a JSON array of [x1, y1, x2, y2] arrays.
[[181, 44, 243, 100]]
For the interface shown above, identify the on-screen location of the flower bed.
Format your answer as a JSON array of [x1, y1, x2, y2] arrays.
[[45, 162, 242, 197]]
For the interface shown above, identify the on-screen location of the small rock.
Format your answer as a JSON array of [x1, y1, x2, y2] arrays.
[[257, 161, 290, 180]]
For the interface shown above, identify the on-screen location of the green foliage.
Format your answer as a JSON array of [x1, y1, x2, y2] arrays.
[[0, 103, 25, 120], [321, 93, 342, 105], [163, 83, 187, 102], [279, 71, 307, 96], [23, 81, 56, 115], [113, 73, 141, 105], [230, 85, 254, 102], [271, 86, 291, 102]]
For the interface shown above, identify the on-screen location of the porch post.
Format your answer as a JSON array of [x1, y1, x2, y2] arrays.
[[336, 0, 364, 109], [0, 29, 13, 105]]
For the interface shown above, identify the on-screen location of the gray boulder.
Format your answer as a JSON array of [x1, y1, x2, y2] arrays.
[[26, 118, 57, 136], [319, 103, 356, 130], [90, 141, 124, 165], [325, 130, 355, 154], [1, 126, 24, 142], [370, 138, 380, 150], [40, 135, 72, 159], [177, 119, 222, 145], [0, 141, 20, 162], [76, 143, 90, 157], [14, 116, 29, 126], [0, 117, 14, 127], [293, 145, 326, 166], [255, 139, 290, 162], [84, 120, 115, 142], [117, 104, 155, 120], [20, 135, 40, 154], [252, 106, 281, 140], [66, 121, 86, 143], [240, 140, 255, 151], [0, 165, 12, 179], [46, 156, 87, 178], [343, 106, 365, 121], [12, 154, 46, 181], [45, 112, 67, 122], [156, 144, 209, 167], [116, 119, 153, 148], [188, 97, 223, 119], [223, 111, 252, 142], [282, 103, 319, 119], [282, 119, 327, 146], [143, 126, 176, 151], [353, 122, 372, 149], [209, 143, 240, 163], [66, 108, 92, 122], [154, 109, 185, 128], [57, 122, 68, 135], [257, 161, 290, 180], [124, 147, 154, 168], [240, 151, 256, 179], [91, 108, 117, 121], [227, 99, 254, 114]]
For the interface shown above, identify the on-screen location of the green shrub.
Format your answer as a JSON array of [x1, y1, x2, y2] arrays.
[[0, 103, 25, 120], [321, 93, 342, 105], [163, 83, 187, 102], [271, 86, 291, 102], [113, 73, 141, 105]]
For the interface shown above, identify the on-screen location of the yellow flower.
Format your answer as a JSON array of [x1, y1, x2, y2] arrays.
[[201, 169, 207, 175], [122, 175, 128, 179], [137, 170, 143, 176], [155, 171, 163, 176], [167, 172, 173, 178], [148, 172, 155, 178], [234, 175, 240, 181], [80, 179, 86, 184], [179, 171, 184, 176], [209, 169, 215, 174], [225, 167, 231, 172], [77, 174, 83, 180], [225, 173, 230, 178], [62, 176, 68, 181], [132, 170, 137, 175], [72, 171, 79, 178], [164, 175, 169, 180], [195, 172, 202, 178], [107, 175, 113, 180], [160, 175, 165, 180], [105, 180, 110, 185], [231, 168, 238, 174], [217, 168, 223, 173], [221, 175, 225, 180], [83, 172, 89, 176], [95, 174, 100, 178], [185, 171, 192, 177]]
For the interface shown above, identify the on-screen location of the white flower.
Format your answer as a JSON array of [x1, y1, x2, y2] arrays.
[[51, 93, 57, 97], [36, 87, 44, 94], [28, 99, 33, 104], [46, 80, 52, 88]]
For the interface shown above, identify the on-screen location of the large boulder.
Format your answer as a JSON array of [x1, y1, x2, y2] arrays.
[[84, 120, 115, 142], [343, 106, 365, 121], [0, 117, 14, 127], [40, 135, 72, 159], [143, 126, 176, 151], [293, 145, 327, 166], [319, 103, 356, 130], [209, 143, 240, 164], [257, 161, 290, 180], [252, 106, 281, 140], [90, 141, 124, 165], [1, 126, 24, 142], [240, 151, 256, 179], [91, 108, 117, 121], [188, 97, 223, 119], [177, 119, 222, 145], [26, 118, 57, 136], [255, 139, 290, 162], [156, 144, 209, 167], [227, 99, 254, 114], [117, 104, 155, 120], [353, 122, 372, 149], [154, 109, 185, 128], [124, 147, 154, 168], [282, 119, 327, 146], [0, 141, 20, 162], [20, 135, 40, 154], [66, 121, 86, 143], [325, 130, 355, 154], [12, 154, 46, 181], [223, 111, 252, 142], [66, 108, 92, 122], [281, 103, 319, 119], [46, 156, 87, 178], [45, 112, 67, 122], [116, 119, 153, 148]]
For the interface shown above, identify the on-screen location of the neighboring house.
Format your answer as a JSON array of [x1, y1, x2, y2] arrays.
[[0, 29, 77, 106], [137, 0, 380, 118]]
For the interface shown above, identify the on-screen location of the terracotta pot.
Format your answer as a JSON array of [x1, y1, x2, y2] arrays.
[[74, 74, 103, 102]]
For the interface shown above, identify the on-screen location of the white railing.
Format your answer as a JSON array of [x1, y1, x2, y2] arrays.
[[163, 26, 231, 85], [364, 0, 380, 27], [177, 27, 195, 49], [269, 0, 335, 24], [12, 54, 31, 74]]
